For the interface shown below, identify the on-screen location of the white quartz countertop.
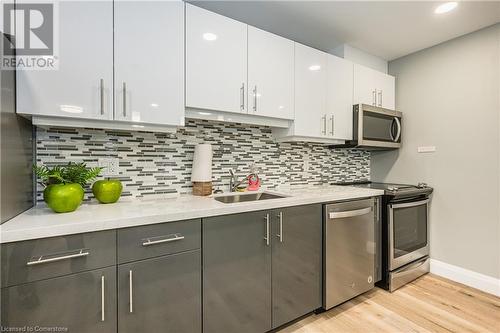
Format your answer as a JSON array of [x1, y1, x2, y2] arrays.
[[1, 185, 383, 244]]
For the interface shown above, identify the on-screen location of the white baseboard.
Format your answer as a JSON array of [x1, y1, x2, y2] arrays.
[[430, 259, 500, 297]]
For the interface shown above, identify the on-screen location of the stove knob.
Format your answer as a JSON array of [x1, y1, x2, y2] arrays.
[[417, 182, 428, 188]]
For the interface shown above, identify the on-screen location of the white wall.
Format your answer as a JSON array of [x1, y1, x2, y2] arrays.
[[332, 44, 388, 73], [372, 24, 500, 279]]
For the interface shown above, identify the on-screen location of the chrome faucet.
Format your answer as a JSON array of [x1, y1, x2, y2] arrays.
[[228, 169, 246, 192]]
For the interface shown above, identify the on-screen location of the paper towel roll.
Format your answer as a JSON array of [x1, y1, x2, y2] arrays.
[[191, 144, 213, 182]]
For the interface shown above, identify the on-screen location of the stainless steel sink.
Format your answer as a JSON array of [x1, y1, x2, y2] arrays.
[[213, 192, 287, 204]]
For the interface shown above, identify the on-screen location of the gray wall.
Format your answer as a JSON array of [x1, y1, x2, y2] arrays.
[[372, 24, 500, 279]]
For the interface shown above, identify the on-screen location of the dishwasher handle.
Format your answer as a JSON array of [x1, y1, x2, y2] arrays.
[[329, 207, 372, 219]]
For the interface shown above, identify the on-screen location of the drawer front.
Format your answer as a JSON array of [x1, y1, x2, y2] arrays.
[[1, 230, 116, 288], [117, 219, 201, 264]]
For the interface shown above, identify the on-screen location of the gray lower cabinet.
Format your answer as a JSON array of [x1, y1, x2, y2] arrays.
[[1, 266, 117, 333], [117, 249, 202, 333], [203, 205, 322, 333], [203, 210, 272, 333], [271, 205, 322, 328]]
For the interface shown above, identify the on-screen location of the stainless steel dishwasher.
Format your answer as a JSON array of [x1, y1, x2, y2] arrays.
[[324, 198, 375, 309]]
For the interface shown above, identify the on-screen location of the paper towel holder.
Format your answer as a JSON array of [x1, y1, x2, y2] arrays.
[[191, 144, 213, 196]]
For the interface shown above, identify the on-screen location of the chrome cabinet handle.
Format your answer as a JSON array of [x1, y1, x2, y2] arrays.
[[129, 270, 133, 313], [329, 207, 372, 219], [142, 233, 184, 246], [329, 115, 334, 136], [276, 211, 283, 242], [122, 82, 127, 117], [101, 275, 105, 322], [372, 89, 377, 106], [240, 83, 245, 111], [321, 115, 327, 135], [264, 214, 270, 246], [253, 85, 257, 112], [378, 90, 383, 107], [100, 79, 104, 115], [27, 249, 89, 266]]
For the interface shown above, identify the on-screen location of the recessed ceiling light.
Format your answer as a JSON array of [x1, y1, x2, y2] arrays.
[[434, 2, 458, 14], [309, 65, 321, 71], [203, 32, 217, 41]]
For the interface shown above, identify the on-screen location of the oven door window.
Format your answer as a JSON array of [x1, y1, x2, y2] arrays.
[[363, 111, 400, 142], [392, 203, 428, 258]]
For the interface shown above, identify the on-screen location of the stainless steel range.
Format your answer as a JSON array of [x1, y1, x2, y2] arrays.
[[338, 181, 433, 292]]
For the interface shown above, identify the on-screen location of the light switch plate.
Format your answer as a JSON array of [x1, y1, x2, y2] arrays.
[[417, 146, 436, 153]]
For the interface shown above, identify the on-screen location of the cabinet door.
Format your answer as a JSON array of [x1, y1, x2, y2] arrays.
[[186, 4, 247, 114], [16, 1, 113, 120], [114, 0, 184, 126], [118, 250, 201, 333], [272, 205, 322, 329], [1, 267, 116, 333], [377, 72, 396, 110], [327, 55, 354, 140], [353, 64, 377, 107], [248, 26, 294, 120], [203, 211, 272, 333], [293, 43, 328, 137]]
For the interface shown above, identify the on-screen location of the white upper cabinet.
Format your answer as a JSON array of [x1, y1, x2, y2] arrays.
[[186, 4, 248, 114], [353, 65, 376, 107], [114, 0, 184, 126], [293, 43, 328, 138], [379, 73, 396, 110], [247, 27, 294, 120], [275, 45, 357, 143], [17, 0, 113, 120], [327, 55, 354, 140], [353, 64, 395, 110]]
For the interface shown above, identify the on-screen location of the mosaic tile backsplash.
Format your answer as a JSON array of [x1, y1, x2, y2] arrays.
[[35, 119, 370, 201]]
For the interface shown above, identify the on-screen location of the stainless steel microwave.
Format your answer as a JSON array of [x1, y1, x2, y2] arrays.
[[335, 104, 402, 150]]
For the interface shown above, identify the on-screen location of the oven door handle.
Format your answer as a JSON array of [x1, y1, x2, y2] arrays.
[[390, 198, 429, 209]]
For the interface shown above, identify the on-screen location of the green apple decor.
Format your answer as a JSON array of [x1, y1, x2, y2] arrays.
[[92, 179, 123, 204], [34, 163, 102, 213]]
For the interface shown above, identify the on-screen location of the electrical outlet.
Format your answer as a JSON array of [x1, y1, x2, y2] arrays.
[[303, 159, 310, 172], [98, 158, 119, 176], [107, 158, 119, 176]]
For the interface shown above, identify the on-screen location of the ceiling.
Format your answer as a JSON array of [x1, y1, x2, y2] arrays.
[[189, 1, 500, 61]]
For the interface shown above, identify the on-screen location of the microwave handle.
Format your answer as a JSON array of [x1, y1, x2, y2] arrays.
[[390, 117, 401, 142], [394, 117, 401, 142]]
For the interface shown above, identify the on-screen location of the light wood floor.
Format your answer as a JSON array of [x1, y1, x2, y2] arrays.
[[279, 274, 500, 333]]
